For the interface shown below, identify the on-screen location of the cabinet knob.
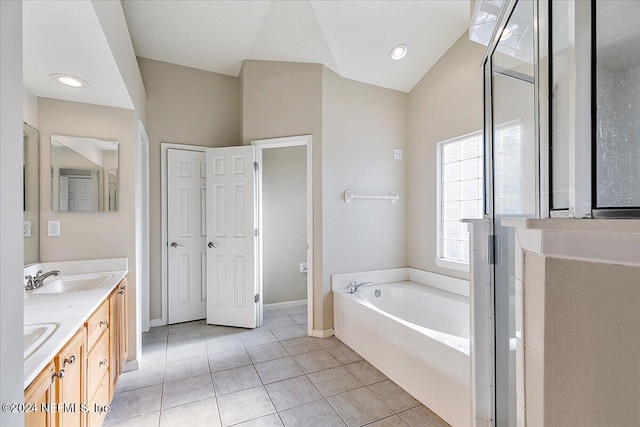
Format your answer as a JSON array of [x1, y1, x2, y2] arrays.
[[63, 355, 76, 366], [120, 285, 126, 291], [57, 369, 65, 379], [99, 359, 108, 367], [100, 318, 109, 327], [118, 290, 125, 295]]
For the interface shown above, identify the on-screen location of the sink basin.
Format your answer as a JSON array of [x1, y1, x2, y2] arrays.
[[24, 323, 58, 360], [32, 273, 114, 294]]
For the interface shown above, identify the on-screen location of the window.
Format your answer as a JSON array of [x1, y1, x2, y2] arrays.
[[437, 132, 484, 271]]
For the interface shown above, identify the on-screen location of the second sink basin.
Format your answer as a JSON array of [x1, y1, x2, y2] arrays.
[[33, 273, 115, 294], [24, 323, 58, 360]]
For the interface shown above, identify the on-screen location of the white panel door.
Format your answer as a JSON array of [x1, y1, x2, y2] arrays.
[[167, 149, 207, 324], [206, 146, 258, 328]]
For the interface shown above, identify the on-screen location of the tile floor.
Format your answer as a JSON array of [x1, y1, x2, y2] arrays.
[[104, 306, 450, 427]]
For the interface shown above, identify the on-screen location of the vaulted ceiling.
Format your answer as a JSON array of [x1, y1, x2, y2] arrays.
[[122, 0, 471, 92]]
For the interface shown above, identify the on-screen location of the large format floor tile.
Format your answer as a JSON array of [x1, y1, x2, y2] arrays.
[[265, 376, 323, 412], [327, 387, 394, 427], [217, 386, 276, 426], [108, 309, 449, 427], [279, 399, 346, 427], [159, 398, 221, 427]]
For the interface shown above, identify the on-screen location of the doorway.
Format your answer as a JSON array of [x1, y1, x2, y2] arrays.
[[253, 135, 313, 336], [161, 137, 313, 334]]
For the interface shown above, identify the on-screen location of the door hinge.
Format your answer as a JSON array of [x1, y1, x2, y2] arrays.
[[254, 294, 260, 303], [488, 234, 501, 265], [254, 162, 259, 171], [255, 228, 259, 237]]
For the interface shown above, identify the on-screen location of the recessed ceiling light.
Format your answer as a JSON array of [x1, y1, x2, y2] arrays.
[[390, 44, 408, 60], [500, 27, 513, 41], [50, 73, 88, 88]]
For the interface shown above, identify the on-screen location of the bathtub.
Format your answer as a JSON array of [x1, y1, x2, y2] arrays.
[[333, 270, 471, 427]]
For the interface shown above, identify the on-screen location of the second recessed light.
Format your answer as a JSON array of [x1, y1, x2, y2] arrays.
[[50, 73, 89, 88], [390, 44, 408, 60]]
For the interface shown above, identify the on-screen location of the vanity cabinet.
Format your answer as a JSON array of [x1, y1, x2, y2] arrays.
[[109, 278, 128, 397], [117, 279, 128, 373], [25, 277, 129, 427], [24, 362, 56, 427], [54, 328, 86, 427]]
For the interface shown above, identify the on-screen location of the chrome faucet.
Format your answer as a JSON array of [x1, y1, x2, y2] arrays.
[[25, 270, 60, 290], [347, 281, 373, 293]]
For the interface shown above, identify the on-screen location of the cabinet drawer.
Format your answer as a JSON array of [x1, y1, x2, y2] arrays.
[[87, 371, 109, 427], [85, 299, 109, 350], [86, 332, 110, 402]]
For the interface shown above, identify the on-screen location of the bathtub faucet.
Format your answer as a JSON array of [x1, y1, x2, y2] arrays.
[[347, 281, 373, 293]]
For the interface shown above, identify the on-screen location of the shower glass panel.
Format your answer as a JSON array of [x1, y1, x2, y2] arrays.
[[550, 0, 571, 210], [488, 1, 537, 426], [593, 0, 640, 216]]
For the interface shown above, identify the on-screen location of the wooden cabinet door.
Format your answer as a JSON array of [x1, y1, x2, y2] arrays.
[[55, 327, 86, 427], [109, 288, 118, 400], [117, 278, 128, 371], [25, 362, 55, 427]]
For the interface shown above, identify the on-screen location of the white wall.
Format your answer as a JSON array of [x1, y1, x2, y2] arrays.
[[91, 0, 147, 123], [1, 1, 25, 425], [262, 146, 307, 304], [408, 33, 485, 280], [322, 68, 408, 327]]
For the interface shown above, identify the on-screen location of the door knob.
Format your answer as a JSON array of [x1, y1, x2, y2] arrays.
[[208, 242, 217, 248], [170, 242, 184, 248]]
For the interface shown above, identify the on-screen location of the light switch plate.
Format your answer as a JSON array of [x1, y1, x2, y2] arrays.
[[23, 221, 32, 237], [394, 148, 403, 160], [299, 263, 308, 274], [48, 221, 61, 237]]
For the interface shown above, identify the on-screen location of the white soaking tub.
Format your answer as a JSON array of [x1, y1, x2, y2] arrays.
[[333, 276, 471, 427]]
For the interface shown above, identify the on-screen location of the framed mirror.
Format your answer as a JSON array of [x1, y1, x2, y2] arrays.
[[50, 135, 119, 212], [24, 123, 40, 266]]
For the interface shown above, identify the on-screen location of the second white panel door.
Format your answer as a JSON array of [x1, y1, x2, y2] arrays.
[[167, 148, 207, 324], [206, 145, 258, 328]]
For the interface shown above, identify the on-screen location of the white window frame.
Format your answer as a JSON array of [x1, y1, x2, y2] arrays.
[[436, 130, 484, 273]]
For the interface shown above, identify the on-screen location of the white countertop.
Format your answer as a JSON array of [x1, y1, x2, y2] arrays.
[[23, 258, 128, 389]]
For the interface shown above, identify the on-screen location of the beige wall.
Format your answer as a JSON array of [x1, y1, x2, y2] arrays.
[[407, 33, 485, 280], [23, 87, 37, 128], [523, 252, 640, 426], [138, 57, 240, 321], [242, 61, 407, 331], [322, 67, 408, 327], [240, 60, 326, 328], [262, 146, 307, 304], [37, 97, 138, 360]]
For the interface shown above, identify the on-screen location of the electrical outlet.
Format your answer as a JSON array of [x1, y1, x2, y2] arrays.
[[394, 148, 403, 160], [48, 221, 61, 237], [23, 221, 32, 237], [299, 263, 308, 274]]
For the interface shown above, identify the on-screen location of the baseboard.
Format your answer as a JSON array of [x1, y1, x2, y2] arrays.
[[149, 318, 165, 328], [264, 299, 307, 310], [123, 359, 139, 373], [312, 328, 334, 338]]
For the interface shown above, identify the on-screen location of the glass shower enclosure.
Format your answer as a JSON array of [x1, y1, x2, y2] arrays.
[[482, 0, 539, 425]]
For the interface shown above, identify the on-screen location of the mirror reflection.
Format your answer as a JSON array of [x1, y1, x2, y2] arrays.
[[24, 123, 40, 265], [50, 135, 119, 212]]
